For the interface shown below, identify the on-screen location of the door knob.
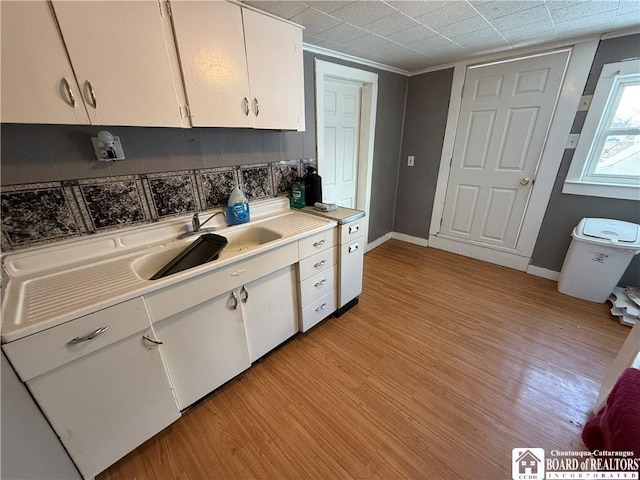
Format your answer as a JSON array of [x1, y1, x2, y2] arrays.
[[520, 177, 531, 186]]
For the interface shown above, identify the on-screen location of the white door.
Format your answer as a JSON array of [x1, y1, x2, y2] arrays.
[[321, 79, 362, 208], [440, 50, 570, 249]]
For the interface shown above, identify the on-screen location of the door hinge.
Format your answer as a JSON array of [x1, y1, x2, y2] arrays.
[[185, 105, 192, 118], [178, 105, 183, 119], [166, 0, 172, 17], [440, 217, 443, 227]]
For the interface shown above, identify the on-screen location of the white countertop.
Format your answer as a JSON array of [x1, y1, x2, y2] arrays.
[[1, 199, 336, 343]]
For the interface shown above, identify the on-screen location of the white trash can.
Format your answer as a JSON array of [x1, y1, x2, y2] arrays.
[[558, 218, 640, 303]]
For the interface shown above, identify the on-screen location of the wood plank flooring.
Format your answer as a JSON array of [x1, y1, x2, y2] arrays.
[[98, 240, 629, 480]]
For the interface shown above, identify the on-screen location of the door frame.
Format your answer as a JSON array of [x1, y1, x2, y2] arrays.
[[428, 40, 599, 271], [315, 59, 378, 229]]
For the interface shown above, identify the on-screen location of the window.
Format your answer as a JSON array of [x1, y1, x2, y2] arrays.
[[564, 60, 640, 201]]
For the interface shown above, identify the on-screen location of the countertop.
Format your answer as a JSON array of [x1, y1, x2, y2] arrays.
[[1, 199, 336, 343], [298, 206, 365, 224]]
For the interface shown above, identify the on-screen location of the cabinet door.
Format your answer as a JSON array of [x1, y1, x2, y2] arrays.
[[242, 266, 298, 362], [340, 238, 364, 308], [155, 291, 251, 410], [242, 8, 304, 130], [170, 1, 252, 128], [27, 329, 180, 479], [51, 1, 183, 127], [0, 1, 90, 124]]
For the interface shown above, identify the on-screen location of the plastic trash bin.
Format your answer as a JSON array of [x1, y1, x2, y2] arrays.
[[558, 218, 640, 303]]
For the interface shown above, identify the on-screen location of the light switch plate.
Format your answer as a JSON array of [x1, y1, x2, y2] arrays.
[[566, 134, 580, 149], [407, 155, 415, 167], [577, 95, 592, 111]]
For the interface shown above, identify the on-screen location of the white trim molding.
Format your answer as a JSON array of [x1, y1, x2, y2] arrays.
[[526, 265, 560, 281], [315, 60, 378, 244], [366, 232, 392, 252], [304, 43, 409, 76], [429, 39, 599, 268], [391, 232, 429, 247]]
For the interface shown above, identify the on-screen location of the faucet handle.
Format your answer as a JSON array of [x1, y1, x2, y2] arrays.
[[192, 212, 201, 232]]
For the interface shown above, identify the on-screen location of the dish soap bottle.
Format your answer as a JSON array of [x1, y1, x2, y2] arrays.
[[226, 185, 250, 225], [290, 177, 306, 209]]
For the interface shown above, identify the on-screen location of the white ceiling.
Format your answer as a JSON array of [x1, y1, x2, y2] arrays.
[[242, 0, 640, 73]]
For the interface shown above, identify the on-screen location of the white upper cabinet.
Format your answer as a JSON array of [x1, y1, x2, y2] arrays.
[[51, 0, 184, 127], [243, 8, 305, 131], [170, 1, 305, 131], [0, 1, 90, 124], [170, 1, 252, 128]]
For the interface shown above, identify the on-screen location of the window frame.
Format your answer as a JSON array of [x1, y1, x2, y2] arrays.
[[563, 60, 640, 201]]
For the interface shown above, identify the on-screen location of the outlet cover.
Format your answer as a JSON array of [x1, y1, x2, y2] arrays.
[[566, 134, 580, 149], [577, 95, 592, 111], [408, 155, 415, 167]]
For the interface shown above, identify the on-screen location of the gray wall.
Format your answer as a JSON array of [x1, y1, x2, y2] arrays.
[[530, 34, 640, 286], [393, 68, 454, 237], [1, 352, 81, 479], [1, 50, 407, 244]]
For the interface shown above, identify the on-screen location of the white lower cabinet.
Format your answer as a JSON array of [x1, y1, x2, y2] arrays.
[[154, 291, 251, 410], [2, 297, 180, 479], [242, 266, 298, 362]]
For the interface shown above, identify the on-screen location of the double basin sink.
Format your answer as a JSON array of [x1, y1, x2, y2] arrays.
[[133, 226, 282, 281]]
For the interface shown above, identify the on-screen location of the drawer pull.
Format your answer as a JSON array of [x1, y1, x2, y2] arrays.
[[67, 326, 109, 345], [240, 285, 249, 303], [348, 243, 359, 253], [315, 303, 327, 312], [313, 239, 325, 247], [314, 279, 327, 287], [349, 224, 359, 234], [142, 335, 163, 346], [314, 260, 326, 268], [230, 291, 239, 310]]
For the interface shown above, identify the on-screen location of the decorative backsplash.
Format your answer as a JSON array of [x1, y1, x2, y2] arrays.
[[1, 158, 316, 252]]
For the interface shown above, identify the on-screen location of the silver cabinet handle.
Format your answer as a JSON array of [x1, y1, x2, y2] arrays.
[[67, 326, 109, 345], [315, 303, 327, 312], [314, 259, 326, 268], [313, 239, 325, 247], [230, 291, 239, 310], [142, 335, 163, 345], [243, 97, 249, 116], [85, 80, 97, 108], [61, 78, 76, 107], [348, 243, 359, 253], [349, 224, 359, 234], [253, 98, 259, 116], [314, 279, 327, 287], [240, 285, 249, 303]]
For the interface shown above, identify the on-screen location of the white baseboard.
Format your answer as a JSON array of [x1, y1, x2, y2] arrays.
[[391, 232, 429, 247], [428, 234, 530, 271], [366, 232, 392, 252], [526, 265, 560, 281]]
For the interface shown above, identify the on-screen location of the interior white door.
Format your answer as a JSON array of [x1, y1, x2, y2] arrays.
[[321, 79, 362, 208], [440, 50, 570, 249]]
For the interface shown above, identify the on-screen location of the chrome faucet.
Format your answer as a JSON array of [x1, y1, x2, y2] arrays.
[[178, 211, 224, 239], [192, 211, 224, 232]]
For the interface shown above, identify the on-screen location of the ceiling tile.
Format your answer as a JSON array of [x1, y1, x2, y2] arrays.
[[343, 33, 398, 52], [496, 18, 557, 39], [299, 1, 355, 14], [430, 14, 494, 37], [416, 2, 479, 28], [290, 7, 343, 36], [407, 37, 467, 56], [315, 22, 369, 43], [487, 5, 553, 30], [242, 1, 309, 20], [406, 35, 460, 52], [614, 13, 640, 28], [549, 1, 618, 23], [386, 24, 440, 43], [361, 11, 421, 36], [545, 0, 613, 11], [448, 28, 509, 49], [469, 1, 545, 19], [385, 1, 450, 17], [329, 1, 397, 26], [555, 11, 617, 33]]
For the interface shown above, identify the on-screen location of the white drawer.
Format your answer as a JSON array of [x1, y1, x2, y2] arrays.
[[300, 290, 336, 332], [299, 266, 336, 307], [298, 247, 336, 281], [298, 228, 337, 259], [145, 242, 298, 323], [3, 297, 150, 382], [339, 217, 368, 245]]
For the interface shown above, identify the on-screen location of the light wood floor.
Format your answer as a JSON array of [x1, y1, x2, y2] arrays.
[[99, 240, 629, 480]]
